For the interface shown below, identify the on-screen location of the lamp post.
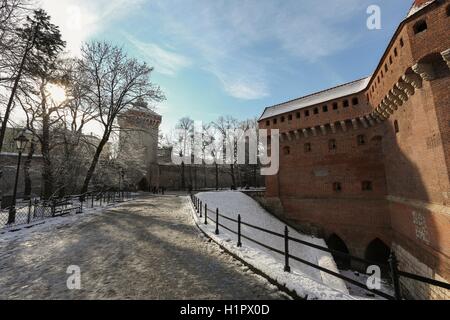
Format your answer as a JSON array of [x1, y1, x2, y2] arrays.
[[7, 131, 29, 225]]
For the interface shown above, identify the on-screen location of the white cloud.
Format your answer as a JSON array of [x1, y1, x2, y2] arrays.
[[124, 34, 192, 76], [40, 0, 369, 100], [40, 0, 145, 55], [211, 69, 269, 101], [150, 0, 366, 100]]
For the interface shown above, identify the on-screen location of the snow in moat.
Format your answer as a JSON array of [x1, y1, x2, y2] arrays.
[[0, 195, 290, 300], [194, 191, 394, 300]]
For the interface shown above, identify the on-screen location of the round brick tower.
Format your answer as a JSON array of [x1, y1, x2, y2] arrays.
[[118, 99, 162, 190]]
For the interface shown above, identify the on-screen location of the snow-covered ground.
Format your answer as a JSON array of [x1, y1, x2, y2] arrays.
[[193, 191, 396, 300], [340, 270, 394, 300], [0, 195, 290, 300], [0, 197, 133, 241], [194, 191, 356, 300]]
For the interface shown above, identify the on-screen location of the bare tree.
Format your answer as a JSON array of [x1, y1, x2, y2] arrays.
[[78, 41, 164, 195], [0, 0, 30, 81], [213, 116, 239, 189], [175, 117, 193, 191], [18, 57, 72, 199], [0, 9, 65, 154]]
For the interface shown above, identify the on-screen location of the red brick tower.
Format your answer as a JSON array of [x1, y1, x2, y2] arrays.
[[259, 0, 450, 299]]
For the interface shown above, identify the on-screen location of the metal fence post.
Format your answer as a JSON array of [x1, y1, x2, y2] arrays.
[[215, 208, 219, 235], [51, 200, 56, 217], [27, 199, 32, 224], [200, 201, 203, 218], [91, 193, 94, 208], [237, 214, 242, 247], [389, 251, 402, 300], [33, 199, 37, 218], [284, 226, 291, 272], [204, 204, 208, 225]]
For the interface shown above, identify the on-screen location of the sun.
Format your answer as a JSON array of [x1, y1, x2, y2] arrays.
[[46, 83, 67, 104]]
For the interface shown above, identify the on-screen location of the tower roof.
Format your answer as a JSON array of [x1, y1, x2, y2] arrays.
[[407, 0, 435, 18]]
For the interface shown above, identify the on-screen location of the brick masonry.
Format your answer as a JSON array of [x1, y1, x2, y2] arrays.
[[259, 0, 450, 299]]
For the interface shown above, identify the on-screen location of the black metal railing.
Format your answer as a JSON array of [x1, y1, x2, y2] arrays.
[[191, 195, 450, 300], [0, 190, 136, 230]]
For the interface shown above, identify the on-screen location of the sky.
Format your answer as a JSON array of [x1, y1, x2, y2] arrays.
[[39, 0, 414, 135]]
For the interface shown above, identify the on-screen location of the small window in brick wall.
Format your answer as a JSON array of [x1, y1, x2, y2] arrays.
[[352, 97, 359, 106], [362, 181, 373, 191], [266, 120, 270, 126], [281, 116, 285, 123], [296, 112, 301, 119], [394, 120, 399, 134], [314, 108, 319, 115], [323, 105, 328, 112], [329, 139, 337, 151], [305, 110, 310, 117], [357, 135, 366, 146], [304, 143, 312, 153], [333, 182, 342, 192], [413, 20, 427, 34], [288, 114, 293, 121], [343, 100, 349, 108], [333, 103, 338, 110], [273, 118, 277, 124]]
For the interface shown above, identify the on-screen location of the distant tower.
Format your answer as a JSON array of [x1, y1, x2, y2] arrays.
[[118, 99, 162, 190]]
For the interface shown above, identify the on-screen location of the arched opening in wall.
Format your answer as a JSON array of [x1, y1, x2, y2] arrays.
[[138, 176, 149, 191], [415, 52, 449, 82], [326, 234, 351, 269], [365, 238, 390, 267]]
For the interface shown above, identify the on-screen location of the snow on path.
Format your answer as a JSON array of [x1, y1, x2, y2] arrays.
[[195, 191, 353, 300], [0, 195, 290, 300]]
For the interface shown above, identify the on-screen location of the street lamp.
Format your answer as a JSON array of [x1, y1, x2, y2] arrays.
[[7, 131, 29, 225]]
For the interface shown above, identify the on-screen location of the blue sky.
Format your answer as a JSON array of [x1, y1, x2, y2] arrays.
[[42, 0, 413, 134]]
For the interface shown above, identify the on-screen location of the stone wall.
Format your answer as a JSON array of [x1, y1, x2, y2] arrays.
[[158, 164, 265, 191]]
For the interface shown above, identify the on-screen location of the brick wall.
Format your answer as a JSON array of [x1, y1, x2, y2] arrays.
[[259, 0, 450, 299]]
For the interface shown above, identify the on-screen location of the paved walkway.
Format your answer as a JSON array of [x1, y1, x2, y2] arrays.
[[0, 195, 288, 300]]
